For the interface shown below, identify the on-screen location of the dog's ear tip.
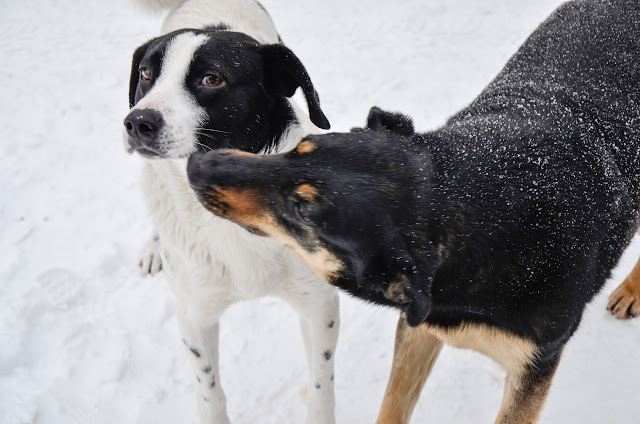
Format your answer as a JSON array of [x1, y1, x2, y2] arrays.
[[311, 113, 330, 130], [405, 297, 431, 327]]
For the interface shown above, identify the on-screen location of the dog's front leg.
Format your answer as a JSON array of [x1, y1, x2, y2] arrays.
[[283, 280, 340, 424], [376, 314, 443, 424], [494, 349, 563, 424], [176, 302, 230, 424], [138, 231, 163, 275]]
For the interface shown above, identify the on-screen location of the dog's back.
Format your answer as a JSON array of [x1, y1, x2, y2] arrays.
[[449, 0, 640, 182], [437, 0, 640, 307]]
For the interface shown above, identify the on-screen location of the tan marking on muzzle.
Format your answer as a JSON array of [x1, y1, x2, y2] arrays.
[[220, 150, 261, 158], [203, 186, 343, 282], [202, 187, 264, 223], [296, 184, 318, 201], [296, 140, 317, 154]]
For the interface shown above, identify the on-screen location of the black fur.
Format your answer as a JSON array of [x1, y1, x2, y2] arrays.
[[126, 28, 328, 156], [187, 0, 640, 357]]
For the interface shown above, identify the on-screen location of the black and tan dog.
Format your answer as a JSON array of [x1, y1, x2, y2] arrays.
[[186, 0, 640, 422]]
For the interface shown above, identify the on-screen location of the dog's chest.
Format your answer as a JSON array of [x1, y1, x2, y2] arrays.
[[141, 160, 293, 300]]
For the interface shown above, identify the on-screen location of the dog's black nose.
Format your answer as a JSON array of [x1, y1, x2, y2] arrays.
[[124, 109, 163, 143]]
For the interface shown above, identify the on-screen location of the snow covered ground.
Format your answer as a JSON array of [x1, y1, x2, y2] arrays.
[[1, 0, 639, 423]]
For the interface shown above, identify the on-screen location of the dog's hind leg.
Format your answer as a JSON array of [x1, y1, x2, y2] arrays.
[[282, 279, 340, 424], [494, 349, 563, 424], [376, 314, 443, 424], [175, 302, 231, 424], [608, 254, 640, 318]]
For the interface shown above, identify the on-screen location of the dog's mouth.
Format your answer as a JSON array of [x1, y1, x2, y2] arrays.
[[126, 137, 166, 159]]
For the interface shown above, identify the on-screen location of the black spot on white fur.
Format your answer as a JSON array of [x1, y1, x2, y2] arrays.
[[323, 350, 332, 361]]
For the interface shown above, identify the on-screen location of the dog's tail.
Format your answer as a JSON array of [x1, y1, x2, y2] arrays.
[[132, 0, 185, 13], [133, 0, 280, 44]]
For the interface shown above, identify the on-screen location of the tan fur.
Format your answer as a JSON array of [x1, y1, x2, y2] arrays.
[[296, 139, 317, 154], [376, 316, 443, 424], [221, 149, 261, 158], [202, 185, 343, 281], [384, 275, 411, 303], [495, 351, 562, 424], [267, 223, 343, 282], [296, 184, 318, 201], [377, 313, 543, 424], [423, 321, 537, 374], [608, 257, 640, 318]]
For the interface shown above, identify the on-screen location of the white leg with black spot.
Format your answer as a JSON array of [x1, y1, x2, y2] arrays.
[[176, 303, 230, 424], [283, 280, 339, 424]]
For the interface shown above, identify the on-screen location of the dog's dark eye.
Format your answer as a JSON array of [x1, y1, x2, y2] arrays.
[[140, 67, 151, 81], [202, 75, 223, 87], [289, 198, 313, 225]]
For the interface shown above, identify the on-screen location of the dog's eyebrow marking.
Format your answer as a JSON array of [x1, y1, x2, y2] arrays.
[[296, 140, 316, 154], [296, 184, 318, 201], [160, 32, 209, 85]]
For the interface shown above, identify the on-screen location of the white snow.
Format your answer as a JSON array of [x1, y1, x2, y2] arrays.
[[1, 0, 639, 423]]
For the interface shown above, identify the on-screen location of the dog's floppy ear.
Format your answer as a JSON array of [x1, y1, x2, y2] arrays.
[[128, 39, 154, 108], [384, 232, 440, 327], [405, 247, 441, 327], [259, 44, 330, 130], [366, 106, 415, 137]]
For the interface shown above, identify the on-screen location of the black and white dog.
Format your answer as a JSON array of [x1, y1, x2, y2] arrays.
[[123, 1, 338, 422]]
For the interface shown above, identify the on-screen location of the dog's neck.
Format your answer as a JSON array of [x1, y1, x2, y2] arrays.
[[261, 98, 300, 153]]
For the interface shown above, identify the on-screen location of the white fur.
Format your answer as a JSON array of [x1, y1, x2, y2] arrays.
[[132, 33, 209, 158], [130, 1, 339, 423]]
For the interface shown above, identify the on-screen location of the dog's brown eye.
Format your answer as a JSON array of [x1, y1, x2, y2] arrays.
[[140, 67, 151, 81], [202, 75, 223, 87]]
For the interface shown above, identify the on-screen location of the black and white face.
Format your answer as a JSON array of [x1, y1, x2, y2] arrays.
[[123, 29, 329, 159]]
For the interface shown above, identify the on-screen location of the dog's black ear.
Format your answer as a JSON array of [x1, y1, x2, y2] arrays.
[[383, 231, 439, 327], [405, 248, 441, 327], [129, 39, 154, 108], [259, 44, 330, 130], [366, 106, 415, 137]]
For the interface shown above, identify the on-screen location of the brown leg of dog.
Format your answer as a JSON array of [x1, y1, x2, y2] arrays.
[[376, 314, 443, 424], [494, 350, 563, 424], [608, 255, 640, 318]]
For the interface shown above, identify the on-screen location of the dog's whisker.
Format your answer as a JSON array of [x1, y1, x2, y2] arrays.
[[193, 140, 214, 152], [197, 128, 231, 135]]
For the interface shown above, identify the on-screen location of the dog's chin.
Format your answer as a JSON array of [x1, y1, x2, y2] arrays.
[[134, 146, 167, 159]]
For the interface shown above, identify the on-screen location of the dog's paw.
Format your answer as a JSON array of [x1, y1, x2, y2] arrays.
[[607, 277, 640, 319], [138, 234, 163, 275]]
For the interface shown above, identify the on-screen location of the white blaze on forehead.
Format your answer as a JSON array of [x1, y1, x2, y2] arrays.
[[134, 32, 210, 158]]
